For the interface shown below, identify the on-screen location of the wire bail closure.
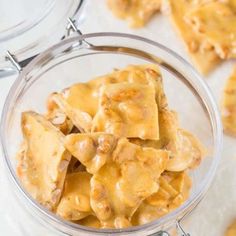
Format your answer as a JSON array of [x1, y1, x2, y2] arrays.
[[148, 219, 190, 236], [5, 17, 88, 73], [176, 220, 190, 236], [5, 51, 22, 72]]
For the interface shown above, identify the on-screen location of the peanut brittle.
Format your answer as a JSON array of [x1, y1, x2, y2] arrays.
[[166, 129, 206, 171], [107, 0, 162, 27], [90, 138, 169, 228], [16, 64, 206, 229], [93, 64, 165, 109], [133, 171, 191, 225], [78, 215, 101, 228], [46, 109, 73, 135], [225, 219, 236, 236], [131, 114, 205, 171], [46, 93, 73, 134], [65, 133, 118, 174], [57, 172, 92, 221], [146, 171, 192, 209], [93, 64, 163, 88], [131, 202, 168, 226], [222, 67, 236, 136], [129, 70, 177, 149], [185, 1, 236, 59], [51, 93, 93, 133], [50, 65, 162, 133], [92, 82, 159, 140], [167, 0, 221, 74], [17, 112, 71, 210]]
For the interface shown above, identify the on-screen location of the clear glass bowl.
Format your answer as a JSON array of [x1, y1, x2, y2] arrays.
[[0, 33, 222, 235]]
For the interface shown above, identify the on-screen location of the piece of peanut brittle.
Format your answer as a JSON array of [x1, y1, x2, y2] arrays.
[[92, 64, 163, 88], [50, 65, 162, 133], [132, 171, 191, 225], [166, 129, 206, 171], [93, 64, 165, 109], [56, 172, 92, 221], [135, 110, 179, 150], [17, 111, 71, 210], [185, 1, 236, 59], [90, 138, 169, 228], [166, 0, 221, 74], [225, 219, 236, 236], [92, 82, 159, 140], [65, 133, 118, 174], [47, 77, 109, 133], [46, 93, 74, 135], [222, 67, 236, 136], [107, 0, 162, 28], [131, 111, 205, 171], [77, 215, 101, 228], [51, 92, 93, 133], [131, 202, 168, 226]]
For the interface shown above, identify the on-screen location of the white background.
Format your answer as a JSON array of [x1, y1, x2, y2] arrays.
[[0, 1, 236, 235]]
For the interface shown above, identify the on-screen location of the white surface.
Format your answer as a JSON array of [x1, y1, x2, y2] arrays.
[[0, 0, 236, 235]]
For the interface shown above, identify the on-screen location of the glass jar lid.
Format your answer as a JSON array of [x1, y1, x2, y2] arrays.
[[0, 0, 56, 41], [0, 0, 85, 77]]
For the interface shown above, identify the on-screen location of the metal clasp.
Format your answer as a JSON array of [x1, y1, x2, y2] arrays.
[[65, 18, 83, 39], [176, 221, 190, 236], [5, 51, 22, 73], [62, 17, 91, 48], [148, 219, 190, 236], [6, 17, 89, 73]]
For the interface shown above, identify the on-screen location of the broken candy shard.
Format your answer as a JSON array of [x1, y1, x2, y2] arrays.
[[18, 111, 71, 210]]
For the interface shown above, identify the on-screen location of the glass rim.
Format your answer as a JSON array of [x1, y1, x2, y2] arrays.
[[0, 0, 86, 78], [0, 32, 223, 234], [0, 0, 56, 42]]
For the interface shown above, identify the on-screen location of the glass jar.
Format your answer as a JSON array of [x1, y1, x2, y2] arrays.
[[0, 33, 222, 235], [0, 0, 86, 78]]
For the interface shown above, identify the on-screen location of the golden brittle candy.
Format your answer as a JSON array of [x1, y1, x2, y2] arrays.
[[92, 82, 159, 140], [185, 1, 236, 59], [166, 129, 206, 171], [65, 133, 118, 174], [133, 171, 191, 225], [90, 138, 169, 228], [77, 215, 101, 228], [51, 93, 93, 133], [146, 171, 192, 209], [96, 64, 162, 85], [222, 67, 236, 136], [46, 93, 73, 134], [93, 64, 165, 108], [47, 78, 109, 132], [225, 219, 236, 236], [107, 0, 162, 28], [57, 172, 92, 221], [17, 112, 71, 210], [50, 65, 162, 133], [167, 0, 221, 74], [15, 63, 205, 229], [131, 202, 168, 226], [94, 65, 168, 139], [46, 108, 73, 135], [131, 113, 205, 171], [129, 73, 177, 148]]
